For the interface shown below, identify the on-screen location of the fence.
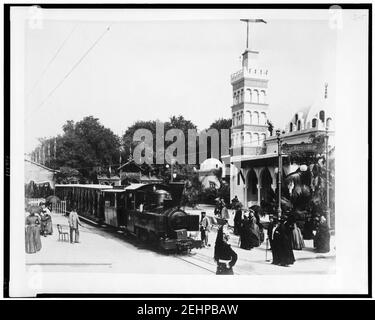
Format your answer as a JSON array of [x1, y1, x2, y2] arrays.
[[52, 201, 67, 215]]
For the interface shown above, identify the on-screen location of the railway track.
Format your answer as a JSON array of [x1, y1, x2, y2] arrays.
[[174, 253, 217, 274]]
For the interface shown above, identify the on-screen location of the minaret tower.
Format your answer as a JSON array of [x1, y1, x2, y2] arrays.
[[231, 19, 269, 157]]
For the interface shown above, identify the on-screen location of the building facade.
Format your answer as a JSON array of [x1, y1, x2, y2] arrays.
[[222, 25, 335, 211]]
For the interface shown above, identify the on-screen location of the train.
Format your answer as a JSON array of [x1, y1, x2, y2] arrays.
[[55, 182, 202, 251]]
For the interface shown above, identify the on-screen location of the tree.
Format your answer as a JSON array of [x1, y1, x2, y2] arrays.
[[207, 118, 232, 160], [34, 116, 121, 182], [121, 115, 198, 180], [55, 166, 81, 184], [282, 133, 334, 217]]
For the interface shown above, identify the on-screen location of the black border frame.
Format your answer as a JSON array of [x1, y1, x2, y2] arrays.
[[3, 2, 372, 299]]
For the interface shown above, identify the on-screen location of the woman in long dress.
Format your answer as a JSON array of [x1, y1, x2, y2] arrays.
[[314, 216, 330, 253], [214, 226, 238, 275], [233, 209, 242, 236], [290, 222, 305, 250], [239, 215, 252, 250], [248, 216, 261, 249], [25, 212, 42, 254], [272, 219, 295, 266]]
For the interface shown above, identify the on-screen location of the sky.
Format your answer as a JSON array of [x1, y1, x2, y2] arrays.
[[23, 10, 337, 153]]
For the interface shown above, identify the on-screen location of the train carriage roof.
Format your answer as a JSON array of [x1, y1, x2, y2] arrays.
[[55, 184, 113, 189]]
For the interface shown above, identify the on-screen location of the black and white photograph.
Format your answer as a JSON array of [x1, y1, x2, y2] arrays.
[[4, 4, 371, 298]]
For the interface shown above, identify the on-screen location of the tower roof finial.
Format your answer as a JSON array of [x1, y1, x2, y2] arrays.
[[324, 82, 328, 99]]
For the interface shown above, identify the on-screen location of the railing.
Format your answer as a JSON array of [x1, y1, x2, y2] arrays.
[[230, 67, 269, 83], [230, 146, 267, 156], [52, 201, 67, 215]]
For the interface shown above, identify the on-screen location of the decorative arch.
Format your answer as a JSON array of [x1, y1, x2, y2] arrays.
[[245, 132, 252, 144], [253, 90, 259, 103], [297, 119, 302, 130], [260, 90, 266, 104], [260, 112, 267, 125], [319, 110, 325, 123], [326, 117, 332, 129], [253, 111, 259, 125], [245, 110, 251, 124], [245, 89, 252, 102], [259, 167, 273, 207], [246, 168, 258, 204], [253, 132, 259, 145]]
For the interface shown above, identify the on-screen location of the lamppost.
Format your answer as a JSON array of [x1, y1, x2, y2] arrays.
[[276, 129, 282, 218], [325, 126, 331, 229], [166, 159, 177, 182]]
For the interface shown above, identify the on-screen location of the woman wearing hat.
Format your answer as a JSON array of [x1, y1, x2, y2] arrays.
[[25, 208, 42, 254], [272, 216, 295, 266], [214, 226, 238, 275]]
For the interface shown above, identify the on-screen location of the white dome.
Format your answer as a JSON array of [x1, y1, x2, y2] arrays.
[[200, 158, 224, 171], [286, 83, 334, 132]]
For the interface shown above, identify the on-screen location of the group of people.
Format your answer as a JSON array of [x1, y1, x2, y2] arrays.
[[211, 196, 331, 274], [238, 210, 263, 250], [25, 202, 53, 254], [267, 215, 296, 266], [214, 198, 230, 221], [25, 201, 84, 253]]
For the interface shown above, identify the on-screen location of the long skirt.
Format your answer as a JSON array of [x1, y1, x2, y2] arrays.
[[315, 229, 330, 253], [25, 225, 42, 254], [45, 217, 53, 235], [291, 227, 305, 250], [216, 263, 234, 275], [272, 237, 295, 266]]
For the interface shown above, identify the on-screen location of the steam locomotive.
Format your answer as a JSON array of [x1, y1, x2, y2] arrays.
[[55, 182, 201, 251]]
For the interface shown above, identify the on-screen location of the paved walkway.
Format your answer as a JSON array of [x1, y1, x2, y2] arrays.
[[184, 204, 336, 275], [26, 208, 335, 275], [25, 212, 211, 274]]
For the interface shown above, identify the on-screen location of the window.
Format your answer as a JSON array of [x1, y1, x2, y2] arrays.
[[290, 122, 293, 132], [312, 118, 317, 128], [245, 111, 251, 124], [260, 90, 266, 104], [297, 120, 301, 130], [253, 90, 259, 103], [253, 111, 259, 125], [260, 112, 267, 124], [326, 117, 332, 128], [245, 89, 251, 102], [237, 173, 241, 185], [295, 114, 298, 122], [319, 110, 325, 123]]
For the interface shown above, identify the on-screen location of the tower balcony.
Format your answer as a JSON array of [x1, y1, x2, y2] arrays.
[[230, 67, 269, 84]]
